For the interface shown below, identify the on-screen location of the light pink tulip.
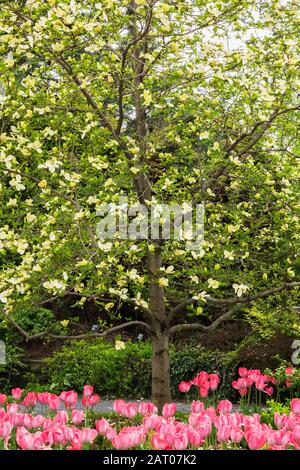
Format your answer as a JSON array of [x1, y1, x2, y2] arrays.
[[162, 403, 176, 418], [72, 410, 85, 425], [83, 385, 94, 397]]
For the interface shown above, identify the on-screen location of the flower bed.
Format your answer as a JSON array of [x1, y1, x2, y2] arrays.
[[0, 368, 300, 450]]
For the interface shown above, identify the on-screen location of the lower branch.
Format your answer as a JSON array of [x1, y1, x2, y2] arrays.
[[0, 310, 151, 342], [169, 305, 241, 336]]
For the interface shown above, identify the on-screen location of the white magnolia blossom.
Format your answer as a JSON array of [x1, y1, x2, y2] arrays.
[[232, 283, 249, 297]]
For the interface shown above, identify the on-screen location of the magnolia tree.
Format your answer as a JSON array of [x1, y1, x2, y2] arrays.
[[0, 0, 299, 410]]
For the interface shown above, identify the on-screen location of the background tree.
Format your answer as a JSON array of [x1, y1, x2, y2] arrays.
[[0, 0, 299, 410]]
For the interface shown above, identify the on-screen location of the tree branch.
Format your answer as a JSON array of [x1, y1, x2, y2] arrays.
[[169, 281, 300, 320], [169, 305, 240, 335], [0, 309, 151, 342], [203, 105, 300, 191]]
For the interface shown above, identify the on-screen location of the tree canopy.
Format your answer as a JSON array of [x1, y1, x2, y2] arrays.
[[0, 0, 299, 407]]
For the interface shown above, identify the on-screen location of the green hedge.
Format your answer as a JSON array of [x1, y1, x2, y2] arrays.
[[43, 339, 239, 400]]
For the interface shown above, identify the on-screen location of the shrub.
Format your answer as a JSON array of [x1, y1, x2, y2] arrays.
[[44, 340, 152, 398], [44, 339, 239, 400]]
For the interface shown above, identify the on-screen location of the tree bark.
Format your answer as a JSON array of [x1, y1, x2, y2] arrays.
[[151, 329, 171, 413], [148, 247, 171, 412]]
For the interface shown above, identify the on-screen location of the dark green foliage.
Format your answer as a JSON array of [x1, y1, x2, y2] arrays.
[[44, 339, 239, 400]]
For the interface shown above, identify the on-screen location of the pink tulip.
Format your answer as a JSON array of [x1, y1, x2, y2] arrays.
[[7, 403, 18, 415], [188, 428, 204, 448], [265, 386, 273, 397], [199, 384, 209, 398], [90, 394, 100, 406], [230, 426, 244, 443], [23, 392, 37, 408], [96, 418, 110, 435], [30, 415, 45, 428], [81, 428, 98, 444], [83, 385, 94, 397], [70, 438, 82, 450], [11, 413, 24, 427], [12, 388, 23, 400], [162, 403, 176, 418], [48, 394, 61, 410], [151, 434, 169, 450], [209, 373, 220, 391], [114, 399, 126, 414], [173, 433, 189, 450], [179, 381, 192, 393], [217, 424, 231, 442], [238, 367, 248, 378], [124, 403, 138, 418], [246, 430, 267, 450], [255, 376, 266, 391], [37, 392, 51, 405], [62, 391, 78, 410], [286, 367, 295, 376], [72, 410, 85, 425], [291, 399, 300, 415], [0, 394, 7, 406], [53, 410, 68, 425], [217, 400, 233, 414], [106, 427, 117, 441], [138, 402, 158, 416], [191, 401, 205, 413]]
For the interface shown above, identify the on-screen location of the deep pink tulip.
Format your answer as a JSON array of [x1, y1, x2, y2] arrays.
[[265, 386, 273, 397], [90, 394, 100, 406], [37, 392, 51, 405], [286, 367, 295, 376], [124, 403, 138, 418], [62, 391, 78, 410], [246, 430, 267, 450], [179, 381, 192, 393], [200, 384, 209, 397], [0, 394, 7, 406], [162, 403, 176, 418], [238, 367, 248, 378], [11, 388, 23, 400], [48, 394, 61, 410], [209, 374, 220, 391], [23, 392, 37, 408]]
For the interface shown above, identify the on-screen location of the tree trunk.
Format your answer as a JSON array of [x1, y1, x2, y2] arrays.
[[151, 329, 171, 413], [148, 248, 171, 413]]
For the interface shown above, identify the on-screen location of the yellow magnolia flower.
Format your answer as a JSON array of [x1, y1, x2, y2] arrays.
[[115, 340, 126, 351], [207, 278, 220, 289]]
